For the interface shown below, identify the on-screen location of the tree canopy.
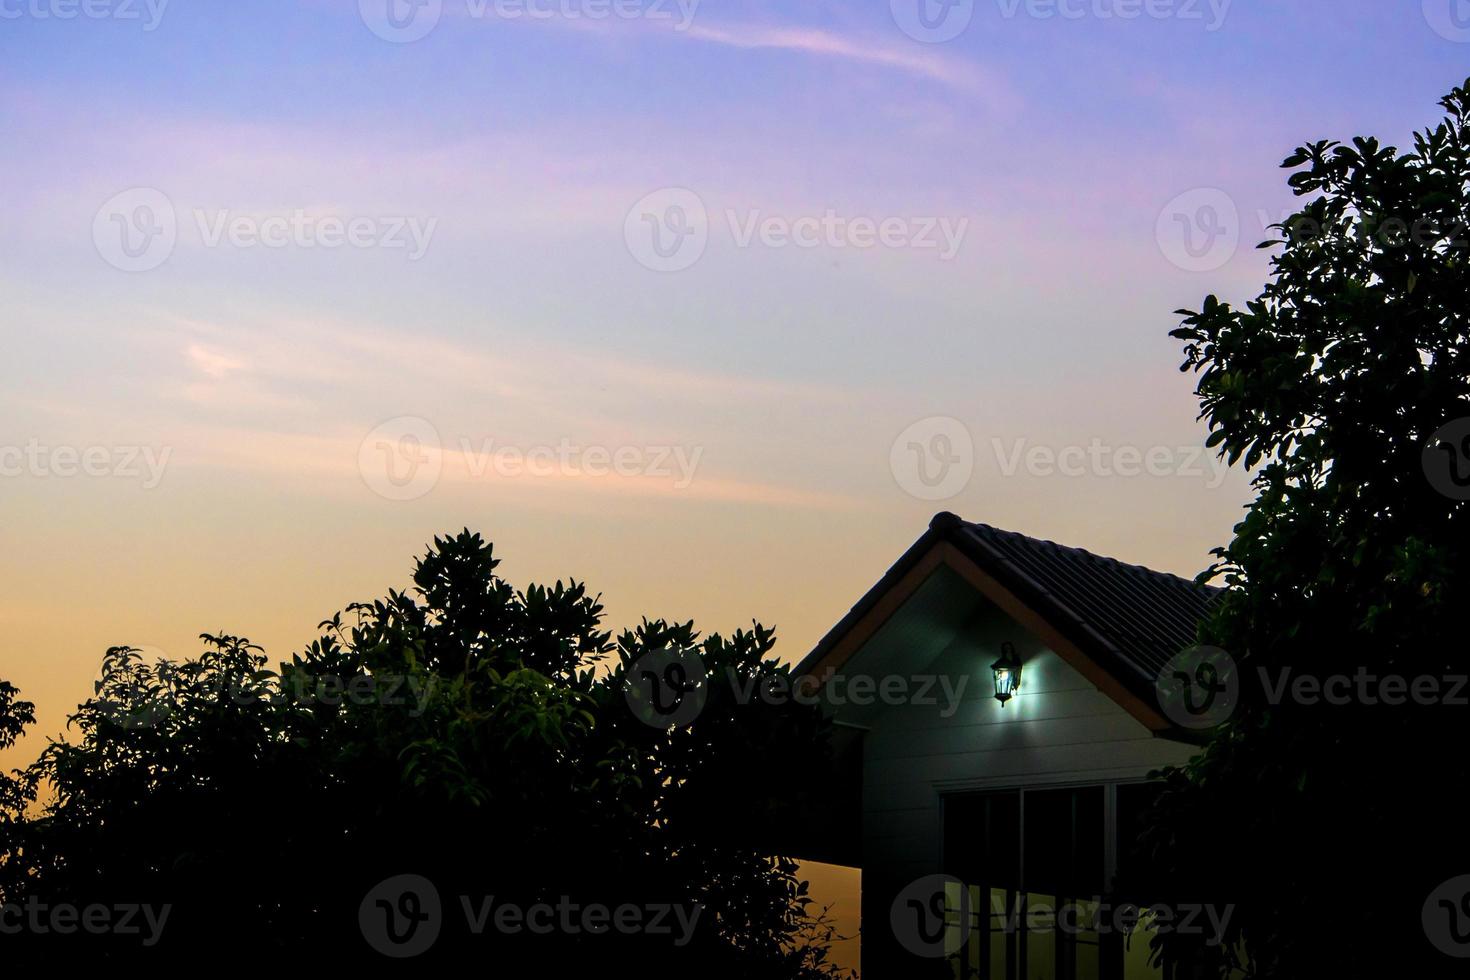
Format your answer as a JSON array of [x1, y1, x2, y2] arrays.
[[1134, 77, 1470, 978], [0, 530, 849, 975]]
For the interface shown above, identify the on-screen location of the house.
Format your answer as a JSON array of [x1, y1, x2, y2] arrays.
[[791, 512, 1221, 979]]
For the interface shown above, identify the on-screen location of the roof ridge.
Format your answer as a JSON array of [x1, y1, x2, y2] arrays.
[[950, 515, 1218, 594]]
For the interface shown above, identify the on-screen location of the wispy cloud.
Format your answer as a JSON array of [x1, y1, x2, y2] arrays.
[[678, 22, 993, 94], [186, 343, 248, 380], [471, 9, 1006, 98]]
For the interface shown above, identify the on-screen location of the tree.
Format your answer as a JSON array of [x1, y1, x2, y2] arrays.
[[1134, 78, 1470, 977], [0, 531, 851, 975]]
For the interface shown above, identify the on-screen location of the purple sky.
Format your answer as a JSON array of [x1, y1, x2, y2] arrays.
[[2, 4, 1468, 966]]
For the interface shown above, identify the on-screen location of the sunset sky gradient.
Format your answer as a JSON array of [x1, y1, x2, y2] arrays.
[[2, 3, 1466, 967]]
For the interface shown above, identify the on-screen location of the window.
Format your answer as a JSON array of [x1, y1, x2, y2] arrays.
[[942, 783, 1165, 980]]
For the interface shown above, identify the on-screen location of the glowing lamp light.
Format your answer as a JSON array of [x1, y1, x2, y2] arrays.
[[991, 642, 1023, 706]]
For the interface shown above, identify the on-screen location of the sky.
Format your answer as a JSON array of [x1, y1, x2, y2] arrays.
[[2, 1, 1468, 969]]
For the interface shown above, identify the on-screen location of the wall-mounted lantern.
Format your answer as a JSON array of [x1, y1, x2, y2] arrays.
[[991, 642, 1023, 706]]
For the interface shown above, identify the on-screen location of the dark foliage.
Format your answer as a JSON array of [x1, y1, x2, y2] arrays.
[[0, 531, 852, 975], [1130, 79, 1470, 978]]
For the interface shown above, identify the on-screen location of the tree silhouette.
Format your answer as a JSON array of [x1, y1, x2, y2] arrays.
[[1131, 78, 1470, 978], [0, 531, 851, 975]]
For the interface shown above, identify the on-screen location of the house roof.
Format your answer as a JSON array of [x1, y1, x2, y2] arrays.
[[796, 512, 1223, 731]]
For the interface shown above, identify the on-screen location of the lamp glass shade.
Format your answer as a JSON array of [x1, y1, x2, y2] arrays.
[[990, 644, 1022, 705]]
